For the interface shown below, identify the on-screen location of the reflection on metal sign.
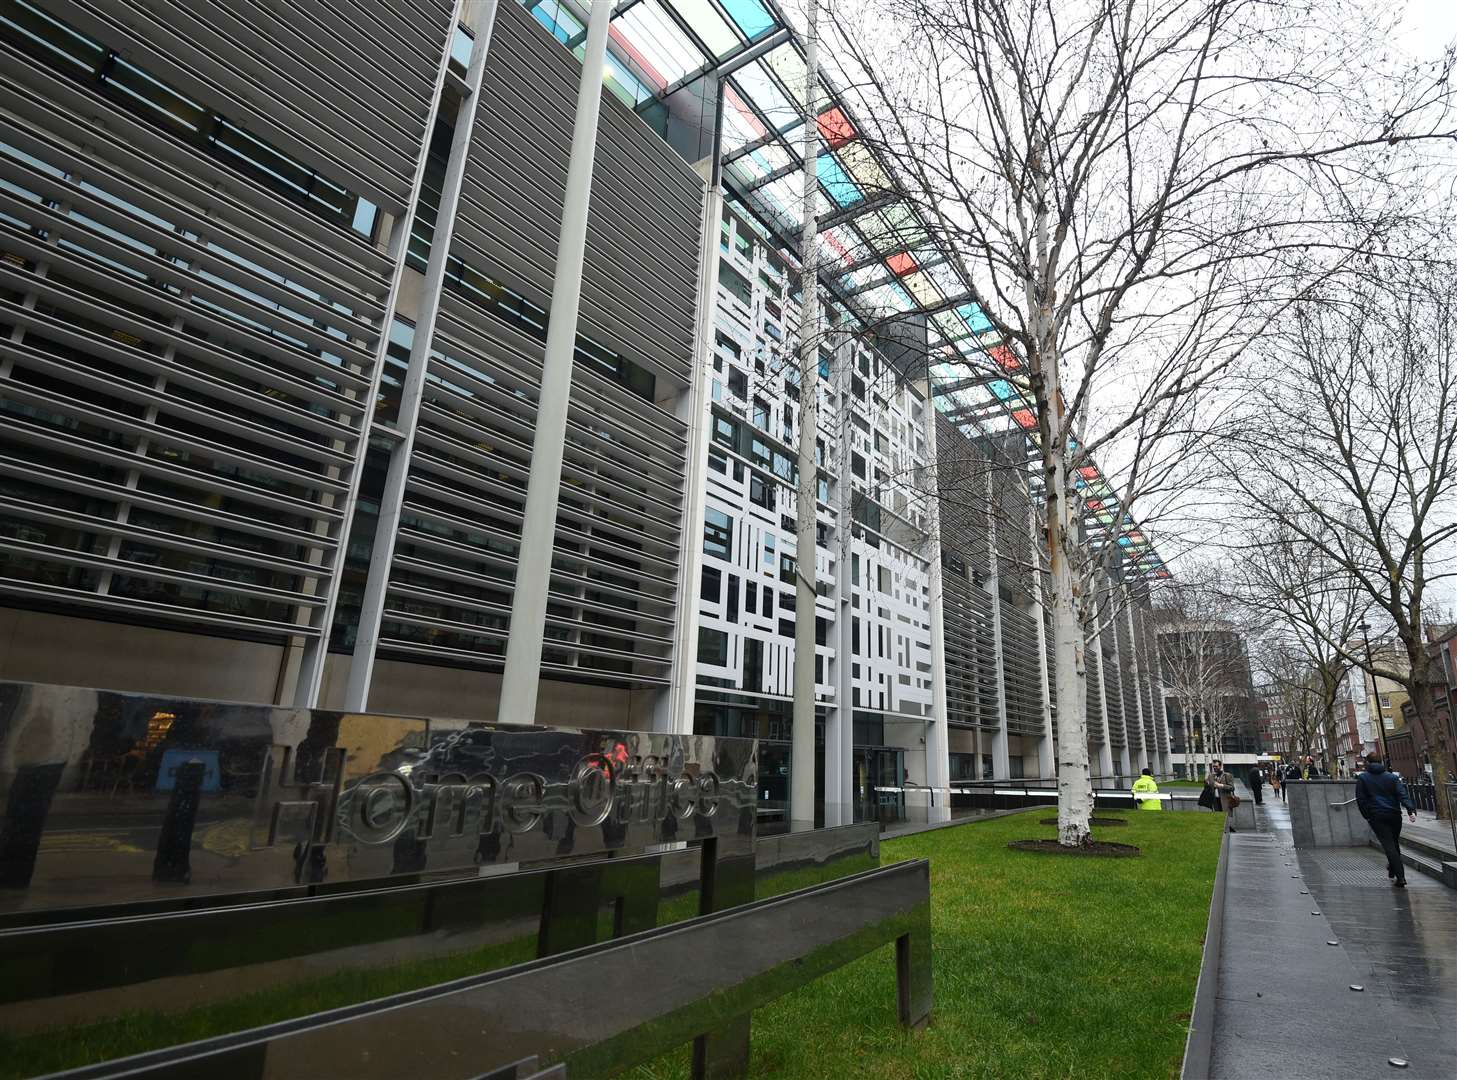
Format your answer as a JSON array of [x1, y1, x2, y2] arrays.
[[0, 681, 756, 914]]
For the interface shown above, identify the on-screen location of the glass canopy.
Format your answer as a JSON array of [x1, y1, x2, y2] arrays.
[[515, 0, 1166, 580]]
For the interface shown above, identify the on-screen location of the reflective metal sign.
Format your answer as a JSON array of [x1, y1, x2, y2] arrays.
[[0, 681, 756, 915]]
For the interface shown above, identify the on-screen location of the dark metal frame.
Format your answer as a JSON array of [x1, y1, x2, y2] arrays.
[[42, 859, 932, 1080]]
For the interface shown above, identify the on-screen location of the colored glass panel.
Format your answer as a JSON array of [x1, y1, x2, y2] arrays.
[[988, 379, 1016, 401], [1011, 408, 1036, 429], [886, 251, 917, 276], [720, 0, 777, 39], [957, 303, 994, 334], [529, 1, 583, 44], [838, 140, 890, 195], [817, 155, 862, 207], [1079, 467, 1099, 479], [723, 84, 765, 137], [817, 106, 857, 148], [608, 25, 669, 91], [990, 344, 1018, 371]]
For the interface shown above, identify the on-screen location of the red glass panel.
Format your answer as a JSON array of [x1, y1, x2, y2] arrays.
[[990, 344, 1019, 371], [1011, 409, 1036, 429], [817, 106, 856, 148], [1079, 467, 1099, 480], [886, 251, 917, 276]]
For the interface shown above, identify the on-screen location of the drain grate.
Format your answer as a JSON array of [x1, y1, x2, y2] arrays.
[[1301, 851, 1438, 888]]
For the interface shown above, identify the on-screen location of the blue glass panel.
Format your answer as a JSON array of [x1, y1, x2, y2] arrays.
[[720, 0, 776, 40], [988, 379, 1016, 401], [528, 0, 582, 44], [956, 303, 994, 334], [816, 156, 861, 207]]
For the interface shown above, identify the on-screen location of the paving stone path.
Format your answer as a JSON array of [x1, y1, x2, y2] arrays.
[[1209, 793, 1457, 1078]]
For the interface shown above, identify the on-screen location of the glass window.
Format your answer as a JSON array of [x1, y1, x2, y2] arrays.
[[700, 565, 721, 601], [713, 414, 737, 449], [703, 507, 732, 559], [743, 637, 764, 688], [780, 553, 796, 585], [727, 573, 740, 622], [449, 25, 474, 75], [719, 262, 752, 307], [697, 627, 729, 666], [749, 473, 774, 510], [728, 366, 748, 399]]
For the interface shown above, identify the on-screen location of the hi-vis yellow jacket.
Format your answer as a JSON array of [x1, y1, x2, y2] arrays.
[[1131, 774, 1163, 811]]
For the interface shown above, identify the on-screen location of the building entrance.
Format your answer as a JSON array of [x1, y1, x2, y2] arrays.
[[854, 747, 906, 824]]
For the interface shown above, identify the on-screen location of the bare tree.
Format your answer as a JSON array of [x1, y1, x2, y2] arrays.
[[1155, 566, 1256, 776], [1233, 520, 1372, 775], [821, 0, 1455, 844], [1218, 263, 1457, 814], [1256, 641, 1328, 765]]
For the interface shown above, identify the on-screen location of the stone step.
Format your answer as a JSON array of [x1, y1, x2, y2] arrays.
[[1370, 837, 1457, 888]]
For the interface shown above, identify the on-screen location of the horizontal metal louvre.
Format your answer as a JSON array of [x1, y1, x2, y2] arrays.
[[1117, 603, 1143, 750], [39, 0, 450, 214], [1100, 619, 1124, 750], [1000, 600, 1045, 736], [377, 286, 687, 683], [0, 0, 430, 642], [464, 0, 701, 388], [1085, 645, 1105, 745], [942, 571, 1000, 730], [0, 48, 393, 289]]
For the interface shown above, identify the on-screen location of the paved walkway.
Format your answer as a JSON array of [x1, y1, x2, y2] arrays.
[[1209, 794, 1457, 1078], [1405, 809, 1457, 858]]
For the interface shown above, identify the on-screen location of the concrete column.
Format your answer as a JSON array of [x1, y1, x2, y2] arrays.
[[497, 0, 615, 724], [654, 172, 722, 735], [826, 327, 854, 826], [919, 380, 950, 822], [789, 0, 821, 825], [1124, 585, 1150, 772], [1092, 644, 1115, 781], [342, 8, 496, 711], [1104, 605, 1132, 777], [294, 0, 478, 707], [984, 468, 1011, 780]]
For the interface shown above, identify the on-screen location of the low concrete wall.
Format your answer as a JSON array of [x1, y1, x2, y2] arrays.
[[1180, 830, 1231, 1080], [1288, 780, 1365, 847]]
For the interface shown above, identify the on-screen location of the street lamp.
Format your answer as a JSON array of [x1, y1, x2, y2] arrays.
[[1359, 621, 1387, 763]]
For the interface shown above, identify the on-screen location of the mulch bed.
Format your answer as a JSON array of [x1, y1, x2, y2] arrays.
[[1007, 840, 1141, 857], [1038, 816, 1127, 827]]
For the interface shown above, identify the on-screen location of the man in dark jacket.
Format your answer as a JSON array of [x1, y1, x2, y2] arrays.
[[1247, 767, 1264, 806], [1354, 753, 1417, 887]]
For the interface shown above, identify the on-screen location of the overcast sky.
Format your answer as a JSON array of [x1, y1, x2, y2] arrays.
[[1399, 0, 1457, 57]]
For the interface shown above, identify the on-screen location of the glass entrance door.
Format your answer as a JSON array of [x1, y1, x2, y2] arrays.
[[853, 747, 906, 824]]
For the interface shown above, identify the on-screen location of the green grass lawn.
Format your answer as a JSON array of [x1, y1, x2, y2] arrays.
[[1159, 779, 1206, 788], [1, 811, 1219, 1080], [636, 809, 1221, 1080]]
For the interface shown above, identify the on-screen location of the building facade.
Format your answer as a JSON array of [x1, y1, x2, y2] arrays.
[[0, 0, 1172, 824]]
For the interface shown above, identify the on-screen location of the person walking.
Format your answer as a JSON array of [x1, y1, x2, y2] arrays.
[[1247, 766, 1264, 806], [1132, 767, 1163, 811], [1205, 760, 1239, 832], [1272, 768, 1283, 801], [1354, 752, 1417, 888], [1303, 755, 1321, 780]]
